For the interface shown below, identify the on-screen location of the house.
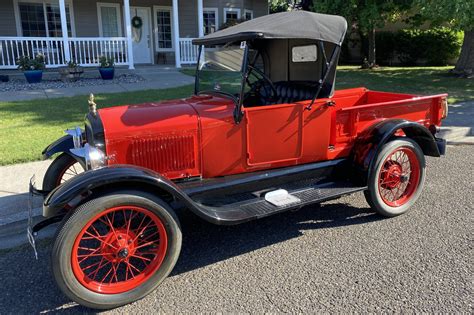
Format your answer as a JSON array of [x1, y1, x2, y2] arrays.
[[0, 0, 269, 70]]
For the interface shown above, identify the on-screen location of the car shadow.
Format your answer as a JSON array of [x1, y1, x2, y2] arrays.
[[0, 201, 382, 313]]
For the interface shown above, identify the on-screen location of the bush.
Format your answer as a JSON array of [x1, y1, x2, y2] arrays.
[[375, 28, 463, 66], [16, 54, 45, 71]]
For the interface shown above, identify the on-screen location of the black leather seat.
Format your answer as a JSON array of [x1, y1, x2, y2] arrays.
[[259, 81, 332, 105]]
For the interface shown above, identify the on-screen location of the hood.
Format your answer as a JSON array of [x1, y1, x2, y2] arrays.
[[97, 95, 233, 180]]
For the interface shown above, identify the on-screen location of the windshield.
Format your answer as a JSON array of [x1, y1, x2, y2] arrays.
[[196, 44, 246, 98]]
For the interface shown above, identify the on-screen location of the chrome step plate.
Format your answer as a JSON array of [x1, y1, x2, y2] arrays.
[[264, 189, 301, 207]]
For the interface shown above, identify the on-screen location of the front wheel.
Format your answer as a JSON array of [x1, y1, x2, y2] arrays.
[[51, 191, 182, 309], [364, 138, 426, 217]]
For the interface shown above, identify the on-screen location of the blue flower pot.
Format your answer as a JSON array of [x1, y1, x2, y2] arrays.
[[24, 70, 43, 84], [99, 67, 115, 80]]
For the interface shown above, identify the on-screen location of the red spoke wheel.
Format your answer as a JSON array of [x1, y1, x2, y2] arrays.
[[365, 139, 426, 217], [71, 206, 168, 294], [52, 191, 182, 309], [43, 153, 85, 191]]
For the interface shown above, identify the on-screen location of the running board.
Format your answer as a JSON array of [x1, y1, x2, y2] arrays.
[[187, 179, 367, 224]]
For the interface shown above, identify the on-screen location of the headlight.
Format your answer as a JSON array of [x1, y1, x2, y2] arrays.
[[70, 143, 105, 170]]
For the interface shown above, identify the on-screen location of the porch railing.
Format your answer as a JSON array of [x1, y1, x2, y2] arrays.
[[179, 38, 198, 65], [0, 36, 130, 69], [0, 36, 199, 69]]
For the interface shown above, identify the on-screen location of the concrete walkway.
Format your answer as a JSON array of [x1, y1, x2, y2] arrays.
[[0, 66, 194, 102]]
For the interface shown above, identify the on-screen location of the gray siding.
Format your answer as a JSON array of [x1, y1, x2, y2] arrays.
[[1, 0, 268, 38]]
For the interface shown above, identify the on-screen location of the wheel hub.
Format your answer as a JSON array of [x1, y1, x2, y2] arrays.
[[382, 163, 403, 189], [101, 229, 137, 262]]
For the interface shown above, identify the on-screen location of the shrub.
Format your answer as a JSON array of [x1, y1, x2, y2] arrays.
[[16, 54, 45, 71], [374, 28, 462, 66], [98, 55, 114, 68]]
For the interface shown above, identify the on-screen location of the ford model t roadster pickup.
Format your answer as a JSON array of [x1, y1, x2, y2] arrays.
[[28, 11, 448, 309]]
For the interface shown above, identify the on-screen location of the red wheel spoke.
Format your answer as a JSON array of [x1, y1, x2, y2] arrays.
[[134, 241, 158, 250], [78, 247, 101, 264], [130, 254, 152, 262], [84, 231, 118, 249], [101, 263, 115, 283], [132, 220, 155, 243], [82, 260, 103, 272]]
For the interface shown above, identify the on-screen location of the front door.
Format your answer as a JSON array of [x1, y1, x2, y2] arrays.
[[129, 7, 152, 64], [245, 104, 304, 166]]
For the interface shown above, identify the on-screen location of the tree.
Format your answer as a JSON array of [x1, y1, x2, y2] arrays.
[[413, 0, 474, 76], [313, 1, 414, 67]]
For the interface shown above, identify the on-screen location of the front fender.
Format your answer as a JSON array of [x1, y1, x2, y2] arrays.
[[42, 165, 211, 222], [352, 119, 442, 184], [42, 135, 74, 159]]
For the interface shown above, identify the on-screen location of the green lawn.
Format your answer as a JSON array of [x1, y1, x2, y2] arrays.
[[0, 85, 193, 166], [1, 66, 472, 166]]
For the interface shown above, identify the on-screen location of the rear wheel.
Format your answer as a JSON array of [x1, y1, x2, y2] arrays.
[[43, 153, 85, 191], [51, 191, 182, 309], [364, 139, 426, 217]]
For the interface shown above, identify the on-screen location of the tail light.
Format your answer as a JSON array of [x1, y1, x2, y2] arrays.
[[440, 97, 448, 119]]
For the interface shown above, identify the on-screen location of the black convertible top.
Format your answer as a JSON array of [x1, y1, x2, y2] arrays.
[[192, 11, 347, 46]]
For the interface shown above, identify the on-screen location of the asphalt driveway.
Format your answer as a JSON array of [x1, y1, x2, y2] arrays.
[[0, 145, 472, 313]]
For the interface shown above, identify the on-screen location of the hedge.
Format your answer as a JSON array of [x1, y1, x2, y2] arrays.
[[376, 28, 463, 66]]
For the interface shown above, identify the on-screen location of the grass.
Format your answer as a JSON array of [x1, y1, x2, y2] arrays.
[[1, 66, 472, 166], [0, 85, 193, 166]]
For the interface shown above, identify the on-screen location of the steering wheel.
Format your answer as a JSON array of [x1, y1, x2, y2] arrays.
[[245, 65, 278, 104]]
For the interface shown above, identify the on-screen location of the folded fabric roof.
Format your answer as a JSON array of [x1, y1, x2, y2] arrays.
[[193, 11, 348, 46]]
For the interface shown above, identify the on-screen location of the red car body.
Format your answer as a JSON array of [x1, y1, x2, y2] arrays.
[[101, 88, 447, 180]]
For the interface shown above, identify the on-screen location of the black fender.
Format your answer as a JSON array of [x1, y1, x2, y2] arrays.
[[42, 135, 86, 165], [352, 119, 444, 184], [43, 165, 225, 224], [42, 135, 74, 159]]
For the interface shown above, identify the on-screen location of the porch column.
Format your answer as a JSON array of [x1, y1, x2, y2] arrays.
[[123, 0, 135, 69], [172, 0, 181, 68], [58, 0, 71, 63], [197, 0, 204, 38]]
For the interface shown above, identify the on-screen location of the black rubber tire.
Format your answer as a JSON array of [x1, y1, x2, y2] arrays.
[[51, 191, 182, 310], [43, 153, 84, 191], [364, 138, 426, 217]]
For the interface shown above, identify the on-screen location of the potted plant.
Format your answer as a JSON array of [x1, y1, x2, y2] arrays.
[[17, 54, 45, 84], [59, 60, 84, 82], [98, 56, 115, 80]]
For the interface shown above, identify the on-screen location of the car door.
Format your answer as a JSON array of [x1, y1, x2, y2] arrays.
[[245, 103, 304, 166]]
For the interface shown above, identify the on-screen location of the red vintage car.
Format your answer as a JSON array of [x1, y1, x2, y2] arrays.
[[29, 11, 448, 309]]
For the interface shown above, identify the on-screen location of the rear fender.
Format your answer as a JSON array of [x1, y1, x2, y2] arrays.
[[352, 119, 441, 184], [42, 165, 209, 221]]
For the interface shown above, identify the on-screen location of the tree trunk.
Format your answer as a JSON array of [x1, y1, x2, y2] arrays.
[[454, 30, 474, 77], [368, 27, 376, 67]]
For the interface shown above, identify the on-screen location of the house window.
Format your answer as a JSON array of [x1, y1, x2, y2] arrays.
[[244, 9, 253, 20], [223, 8, 241, 24], [97, 3, 122, 37], [154, 7, 173, 50], [17, 1, 73, 37], [203, 8, 218, 35]]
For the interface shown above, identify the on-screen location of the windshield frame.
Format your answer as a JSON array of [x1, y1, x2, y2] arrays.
[[194, 43, 250, 110]]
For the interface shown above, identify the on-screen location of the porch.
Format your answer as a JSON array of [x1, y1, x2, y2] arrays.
[[0, 0, 209, 70]]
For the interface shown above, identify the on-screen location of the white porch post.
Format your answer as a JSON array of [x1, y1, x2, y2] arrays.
[[58, 0, 71, 63], [197, 0, 204, 38], [123, 0, 135, 69], [172, 0, 181, 68]]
